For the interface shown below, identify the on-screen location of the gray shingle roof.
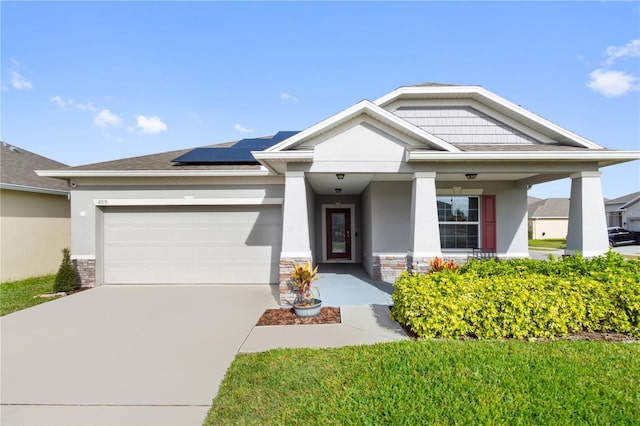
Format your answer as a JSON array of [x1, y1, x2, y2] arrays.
[[528, 198, 570, 218], [1, 143, 69, 192], [59, 140, 262, 172], [605, 191, 640, 206], [527, 196, 544, 216]]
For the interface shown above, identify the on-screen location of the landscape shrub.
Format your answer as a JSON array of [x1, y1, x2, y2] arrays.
[[54, 248, 76, 293], [392, 251, 640, 339]]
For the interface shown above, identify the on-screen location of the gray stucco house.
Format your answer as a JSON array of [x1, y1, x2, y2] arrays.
[[40, 83, 640, 303], [605, 191, 640, 231]]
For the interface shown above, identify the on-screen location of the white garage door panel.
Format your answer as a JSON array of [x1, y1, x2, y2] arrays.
[[103, 206, 281, 284]]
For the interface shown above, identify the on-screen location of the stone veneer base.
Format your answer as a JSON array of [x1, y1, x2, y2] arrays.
[[371, 255, 407, 282], [72, 258, 96, 288], [279, 257, 313, 306], [407, 255, 432, 275]]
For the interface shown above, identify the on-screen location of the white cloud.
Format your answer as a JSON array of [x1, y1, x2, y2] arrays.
[[50, 95, 73, 108], [136, 115, 168, 134], [51, 96, 97, 111], [11, 71, 32, 90], [587, 69, 637, 97], [93, 109, 122, 128], [234, 123, 255, 133], [280, 92, 299, 103], [604, 39, 640, 66], [75, 101, 96, 112], [587, 39, 640, 97]]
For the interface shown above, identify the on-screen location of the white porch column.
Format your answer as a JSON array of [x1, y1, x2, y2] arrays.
[[279, 171, 312, 305], [281, 171, 312, 258], [565, 171, 609, 257], [408, 172, 442, 272]]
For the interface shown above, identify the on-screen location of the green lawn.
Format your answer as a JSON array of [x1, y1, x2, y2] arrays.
[[205, 340, 639, 425], [529, 238, 567, 249], [0, 275, 60, 316]]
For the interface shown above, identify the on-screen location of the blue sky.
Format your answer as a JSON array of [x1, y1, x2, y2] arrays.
[[2, 1, 639, 199]]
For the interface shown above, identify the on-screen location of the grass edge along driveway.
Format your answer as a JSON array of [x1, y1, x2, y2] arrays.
[[205, 340, 640, 425], [0, 275, 60, 316]]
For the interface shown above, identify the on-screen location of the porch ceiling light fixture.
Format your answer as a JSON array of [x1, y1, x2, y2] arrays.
[[465, 173, 478, 180], [335, 188, 342, 193], [336, 173, 345, 180]]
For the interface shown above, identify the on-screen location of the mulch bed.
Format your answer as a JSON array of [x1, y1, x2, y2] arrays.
[[255, 306, 637, 342], [256, 307, 341, 326]]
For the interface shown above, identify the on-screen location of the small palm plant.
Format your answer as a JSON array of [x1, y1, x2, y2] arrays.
[[289, 260, 320, 306]]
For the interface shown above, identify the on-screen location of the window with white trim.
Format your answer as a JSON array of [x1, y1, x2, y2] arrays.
[[437, 196, 479, 249]]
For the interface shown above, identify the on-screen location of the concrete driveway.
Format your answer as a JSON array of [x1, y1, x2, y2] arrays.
[[1, 285, 279, 426]]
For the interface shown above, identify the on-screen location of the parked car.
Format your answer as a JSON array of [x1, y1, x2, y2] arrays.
[[607, 227, 640, 247]]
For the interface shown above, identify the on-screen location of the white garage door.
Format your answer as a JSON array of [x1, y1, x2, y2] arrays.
[[102, 205, 282, 284]]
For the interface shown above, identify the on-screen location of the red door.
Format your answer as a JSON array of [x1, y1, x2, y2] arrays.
[[482, 195, 496, 251], [326, 208, 351, 260]]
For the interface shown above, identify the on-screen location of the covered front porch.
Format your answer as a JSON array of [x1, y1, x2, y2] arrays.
[[276, 169, 609, 305], [250, 87, 632, 306], [313, 263, 394, 307]]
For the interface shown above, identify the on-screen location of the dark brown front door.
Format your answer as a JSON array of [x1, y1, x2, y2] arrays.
[[326, 208, 351, 260]]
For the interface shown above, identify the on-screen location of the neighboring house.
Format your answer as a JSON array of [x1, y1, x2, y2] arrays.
[[605, 191, 640, 231], [527, 197, 570, 239], [1, 143, 71, 281], [39, 83, 640, 304]]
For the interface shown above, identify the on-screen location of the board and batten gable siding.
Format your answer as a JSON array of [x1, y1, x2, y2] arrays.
[[393, 106, 541, 145]]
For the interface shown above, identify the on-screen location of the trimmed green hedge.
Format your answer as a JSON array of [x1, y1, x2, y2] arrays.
[[391, 252, 640, 339]]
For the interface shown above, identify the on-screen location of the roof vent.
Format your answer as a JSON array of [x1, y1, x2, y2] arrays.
[[9, 145, 20, 153]]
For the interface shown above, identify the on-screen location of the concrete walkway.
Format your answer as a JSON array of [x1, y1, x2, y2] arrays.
[[314, 264, 394, 307], [529, 245, 640, 260], [1, 285, 406, 426], [240, 304, 408, 353]]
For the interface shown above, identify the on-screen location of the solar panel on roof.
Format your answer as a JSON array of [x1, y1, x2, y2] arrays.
[[172, 148, 257, 164], [171, 131, 300, 164], [233, 131, 300, 149]]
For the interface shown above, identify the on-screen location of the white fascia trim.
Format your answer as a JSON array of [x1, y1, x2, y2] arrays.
[[94, 197, 283, 207], [263, 100, 460, 153], [406, 150, 640, 162], [620, 196, 640, 210], [0, 183, 68, 196], [374, 86, 603, 149], [474, 88, 603, 149], [252, 151, 314, 161], [37, 169, 272, 178]]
